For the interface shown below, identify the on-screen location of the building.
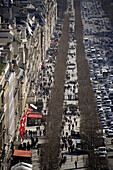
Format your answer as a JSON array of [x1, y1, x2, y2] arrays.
[[0, 0, 57, 169]]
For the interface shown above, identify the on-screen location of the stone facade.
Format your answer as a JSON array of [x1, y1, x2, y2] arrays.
[[0, 0, 57, 168]]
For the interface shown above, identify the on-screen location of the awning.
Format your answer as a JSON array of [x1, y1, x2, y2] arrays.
[[11, 162, 32, 170], [13, 150, 32, 158], [27, 114, 42, 119], [29, 111, 42, 115]]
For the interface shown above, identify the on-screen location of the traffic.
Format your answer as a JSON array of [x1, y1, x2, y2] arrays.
[[81, 0, 113, 161]]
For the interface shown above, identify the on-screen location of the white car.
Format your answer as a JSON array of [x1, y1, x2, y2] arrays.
[[107, 129, 113, 137], [99, 152, 107, 157], [98, 147, 107, 157]]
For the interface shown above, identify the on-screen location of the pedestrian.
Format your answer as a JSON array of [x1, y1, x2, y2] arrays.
[[61, 144, 64, 151], [29, 130, 31, 136], [31, 137, 34, 148], [63, 156, 67, 164], [75, 160, 77, 169], [75, 121, 77, 126], [68, 124, 70, 131], [30, 131, 32, 138], [26, 130, 27, 138], [59, 160, 62, 167], [66, 132, 68, 137], [43, 129, 46, 136], [27, 141, 30, 151], [65, 143, 67, 150], [68, 146, 71, 153], [37, 148, 40, 155], [39, 130, 42, 136], [62, 137, 64, 143], [61, 125, 64, 130], [36, 136, 38, 143]]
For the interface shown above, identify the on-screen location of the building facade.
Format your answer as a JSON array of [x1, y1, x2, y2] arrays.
[[0, 0, 57, 169]]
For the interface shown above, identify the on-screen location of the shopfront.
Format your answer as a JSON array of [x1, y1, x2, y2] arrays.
[[27, 114, 42, 126]]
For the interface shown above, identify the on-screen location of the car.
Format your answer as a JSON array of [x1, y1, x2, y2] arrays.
[[100, 116, 106, 121], [96, 90, 101, 95], [71, 130, 80, 139], [98, 146, 107, 157], [105, 107, 111, 114], [107, 130, 113, 137], [98, 108, 104, 114], [95, 146, 107, 157], [111, 139, 113, 144], [99, 152, 107, 157], [108, 115, 113, 120], [106, 120, 112, 126], [110, 121, 113, 126], [97, 96, 102, 103], [103, 124, 108, 130], [110, 125, 113, 130], [103, 95, 109, 100], [101, 121, 106, 125], [102, 90, 107, 96], [97, 103, 102, 108], [76, 140, 82, 149], [105, 128, 109, 134]]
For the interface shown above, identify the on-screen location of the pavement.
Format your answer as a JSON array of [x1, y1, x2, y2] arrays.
[[60, 114, 88, 170], [59, 1, 88, 170], [21, 20, 63, 170]]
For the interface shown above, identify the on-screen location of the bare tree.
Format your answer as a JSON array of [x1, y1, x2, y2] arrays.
[[40, 14, 69, 170], [75, 0, 108, 169]]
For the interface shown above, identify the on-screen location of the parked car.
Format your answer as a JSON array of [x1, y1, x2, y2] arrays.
[[71, 130, 80, 139], [76, 140, 82, 149]]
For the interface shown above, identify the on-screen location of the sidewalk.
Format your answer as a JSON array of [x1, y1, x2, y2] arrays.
[[60, 115, 88, 170], [23, 125, 45, 170], [60, 3, 88, 169], [20, 21, 64, 170]]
